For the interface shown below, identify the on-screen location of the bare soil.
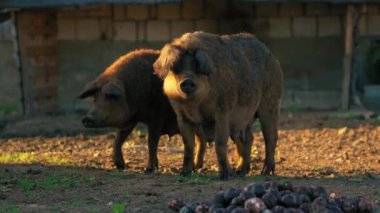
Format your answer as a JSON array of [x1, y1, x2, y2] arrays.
[[0, 112, 379, 212]]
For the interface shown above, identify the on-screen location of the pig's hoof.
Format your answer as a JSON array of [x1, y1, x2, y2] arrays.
[[235, 169, 248, 177], [219, 170, 235, 180], [180, 170, 192, 177], [261, 164, 275, 176], [194, 162, 204, 170], [114, 161, 125, 171], [235, 164, 250, 177], [144, 167, 156, 174]]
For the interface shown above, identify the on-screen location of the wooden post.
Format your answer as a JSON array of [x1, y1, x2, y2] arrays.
[[342, 4, 355, 110], [16, 10, 58, 115], [12, 11, 26, 115]]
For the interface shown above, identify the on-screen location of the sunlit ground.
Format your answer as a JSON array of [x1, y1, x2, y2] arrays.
[[0, 112, 379, 212]]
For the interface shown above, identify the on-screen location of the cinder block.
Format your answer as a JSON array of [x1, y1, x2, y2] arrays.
[[113, 21, 136, 41], [268, 17, 291, 38], [79, 4, 111, 18], [279, 3, 303, 16], [157, 4, 180, 20], [318, 16, 342, 37], [359, 15, 368, 36], [137, 21, 146, 41], [255, 3, 278, 17], [99, 18, 112, 40], [182, 0, 203, 19], [361, 4, 380, 14], [293, 17, 316, 37], [230, 1, 254, 17], [306, 3, 329, 15], [113, 5, 125, 20], [126, 5, 149, 20], [368, 15, 380, 35], [248, 18, 270, 37], [57, 18, 76, 40], [219, 19, 251, 34], [149, 5, 157, 19], [57, 7, 78, 18], [195, 19, 218, 33], [147, 21, 170, 41], [330, 4, 345, 15], [171, 20, 194, 39], [2, 19, 13, 41], [76, 19, 100, 40], [205, 0, 228, 18]]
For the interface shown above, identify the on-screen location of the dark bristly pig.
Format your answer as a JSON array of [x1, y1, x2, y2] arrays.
[[78, 49, 209, 173], [153, 32, 283, 179]]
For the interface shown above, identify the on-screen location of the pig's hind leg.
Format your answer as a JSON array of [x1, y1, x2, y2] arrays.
[[257, 104, 280, 176], [145, 125, 162, 173], [235, 127, 253, 176]]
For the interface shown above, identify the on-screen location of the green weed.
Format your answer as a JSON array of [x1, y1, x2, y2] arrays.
[[111, 203, 125, 213], [0, 203, 19, 213], [176, 173, 213, 185], [287, 103, 299, 114], [17, 178, 35, 197], [0, 103, 18, 114]]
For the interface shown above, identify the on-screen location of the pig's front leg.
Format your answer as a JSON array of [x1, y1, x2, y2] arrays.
[[178, 116, 196, 176], [215, 113, 234, 180], [194, 128, 207, 170], [113, 123, 136, 170]]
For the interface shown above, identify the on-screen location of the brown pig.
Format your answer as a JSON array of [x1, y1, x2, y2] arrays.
[[153, 32, 283, 179], [79, 49, 209, 172]]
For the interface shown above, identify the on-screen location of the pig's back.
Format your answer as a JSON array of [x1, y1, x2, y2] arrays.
[[110, 49, 179, 135]]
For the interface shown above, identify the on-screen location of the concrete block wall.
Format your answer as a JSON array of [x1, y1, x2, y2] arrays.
[[2, 1, 380, 112], [54, 1, 380, 42], [46, 1, 380, 111]]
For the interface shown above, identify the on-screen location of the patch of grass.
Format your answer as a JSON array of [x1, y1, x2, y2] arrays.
[[123, 193, 130, 202], [83, 175, 95, 183], [69, 199, 85, 207], [17, 178, 35, 197], [107, 171, 125, 177], [329, 112, 357, 119], [176, 173, 213, 185], [38, 173, 63, 189], [16, 171, 91, 197], [0, 103, 18, 114], [0, 203, 19, 213], [111, 203, 125, 213], [369, 118, 380, 125], [0, 153, 37, 164], [253, 122, 261, 131], [287, 103, 299, 114]]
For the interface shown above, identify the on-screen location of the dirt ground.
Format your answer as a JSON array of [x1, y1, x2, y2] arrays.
[[0, 111, 380, 212]]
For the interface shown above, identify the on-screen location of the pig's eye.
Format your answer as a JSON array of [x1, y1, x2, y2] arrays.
[[105, 93, 120, 101]]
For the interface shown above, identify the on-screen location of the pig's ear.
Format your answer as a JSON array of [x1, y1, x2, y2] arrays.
[[195, 49, 215, 76], [153, 44, 180, 78], [103, 81, 124, 100], [78, 81, 98, 99]]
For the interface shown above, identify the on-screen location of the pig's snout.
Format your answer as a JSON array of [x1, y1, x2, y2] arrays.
[[180, 79, 196, 94], [82, 116, 96, 128]]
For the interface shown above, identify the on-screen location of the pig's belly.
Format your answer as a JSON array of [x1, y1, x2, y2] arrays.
[[200, 108, 256, 142], [229, 105, 257, 133]]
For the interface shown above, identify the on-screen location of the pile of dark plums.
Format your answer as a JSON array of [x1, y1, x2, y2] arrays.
[[167, 181, 374, 213]]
